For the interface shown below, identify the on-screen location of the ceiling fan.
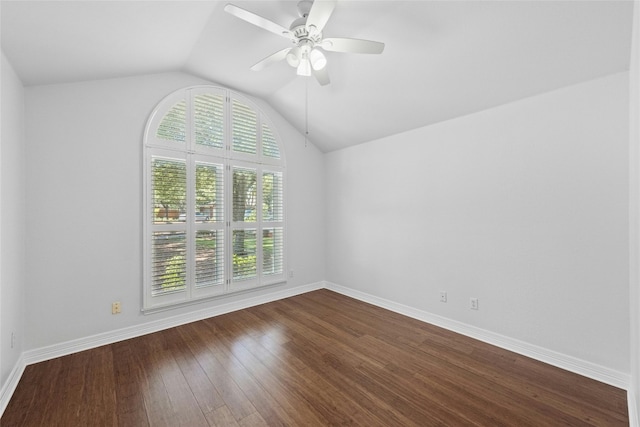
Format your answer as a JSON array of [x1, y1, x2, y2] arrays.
[[224, 0, 385, 86]]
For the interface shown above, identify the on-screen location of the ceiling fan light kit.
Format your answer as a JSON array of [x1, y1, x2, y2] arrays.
[[286, 47, 301, 67], [224, 0, 385, 85], [309, 49, 327, 70], [297, 51, 312, 76]]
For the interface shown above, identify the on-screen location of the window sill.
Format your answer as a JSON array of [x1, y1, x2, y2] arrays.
[[141, 280, 287, 315]]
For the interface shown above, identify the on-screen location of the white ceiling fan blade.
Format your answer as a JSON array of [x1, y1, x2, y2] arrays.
[[250, 48, 292, 71], [305, 0, 336, 34], [322, 37, 385, 54], [224, 4, 293, 40], [312, 66, 330, 86]]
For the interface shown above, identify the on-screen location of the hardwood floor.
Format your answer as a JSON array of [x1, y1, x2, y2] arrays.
[[1, 289, 628, 426]]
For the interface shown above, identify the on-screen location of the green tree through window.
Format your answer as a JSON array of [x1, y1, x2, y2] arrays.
[[153, 159, 186, 221]]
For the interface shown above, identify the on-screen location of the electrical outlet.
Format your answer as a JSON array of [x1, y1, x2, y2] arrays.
[[112, 302, 122, 314], [470, 298, 479, 310], [288, 270, 294, 278], [11, 332, 15, 349], [439, 291, 447, 303]]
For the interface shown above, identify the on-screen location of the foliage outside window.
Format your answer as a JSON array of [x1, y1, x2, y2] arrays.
[[143, 86, 285, 311]]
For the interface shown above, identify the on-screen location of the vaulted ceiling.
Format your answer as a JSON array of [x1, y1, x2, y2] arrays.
[[1, 1, 634, 152]]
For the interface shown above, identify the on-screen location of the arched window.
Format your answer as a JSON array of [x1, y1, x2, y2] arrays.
[[143, 86, 286, 311]]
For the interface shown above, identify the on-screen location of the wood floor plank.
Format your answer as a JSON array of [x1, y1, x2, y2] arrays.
[[164, 326, 226, 415], [1, 289, 629, 426], [212, 313, 331, 425], [230, 317, 386, 426], [357, 332, 574, 425], [2, 359, 63, 426], [187, 325, 296, 427], [237, 412, 269, 427], [181, 320, 262, 422], [144, 330, 210, 427], [204, 405, 241, 427], [112, 340, 149, 427], [79, 346, 118, 426], [262, 301, 456, 426]]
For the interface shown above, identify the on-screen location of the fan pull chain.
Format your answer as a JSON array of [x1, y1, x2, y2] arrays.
[[305, 77, 309, 148]]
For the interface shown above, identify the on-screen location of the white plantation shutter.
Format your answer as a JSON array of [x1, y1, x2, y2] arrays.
[[262, 123, 281, 159], [156, 100, 186, 144], [195, 230, 224, 288], [231, 99, 258, 155], [233, 229, 258, 281], [262, 170, 284, 278], [151, 157, 187, 221], [232, 166, 258, 286], [263, 227, 284, 276], [150, 157, 187, 297], [143, 86, 286, 311], [232, 166, 257, 222], [194, 94, 224, 149], [263, 171, 283, 221], [193, 160, 225, 294], [151, 231, 187, 295], [195, 162, 223, 221]]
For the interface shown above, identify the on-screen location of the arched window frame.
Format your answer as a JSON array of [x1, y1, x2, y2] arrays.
[[143, 85, 286, 312]]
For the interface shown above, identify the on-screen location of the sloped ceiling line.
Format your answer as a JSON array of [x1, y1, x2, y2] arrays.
[[1, 0, 633, 152]]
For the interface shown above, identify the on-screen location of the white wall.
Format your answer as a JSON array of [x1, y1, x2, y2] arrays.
[[0, 53, 26, 386], [23, 72, 325, 351], [629, 0, 640, 422], [325, 72, 630, 375]]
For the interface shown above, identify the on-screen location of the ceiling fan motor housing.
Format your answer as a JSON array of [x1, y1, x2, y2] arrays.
[[297, 1, 313, 18], [224, 0, 384, 85], [288, 2, 324, 70]]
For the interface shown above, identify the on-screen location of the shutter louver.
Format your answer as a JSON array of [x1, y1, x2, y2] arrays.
[[151, 231, 187, 295], [232, 99, 257, 155], [156, 100, 186, 143], [233, 167, 257, 222], [196, 230, 224, 287], [196, 162, 223, 222], [262, 171, 283, 222], [152, 158, 186, 223], [195, 94, 224, 149], [263, 227, 283, 276], [262, 124, 280, 159], [233, 229, 257, 280], [150, 157, 187, 296]]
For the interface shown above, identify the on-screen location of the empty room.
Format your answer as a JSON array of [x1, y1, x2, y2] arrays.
[[1, 0, 640, 425]]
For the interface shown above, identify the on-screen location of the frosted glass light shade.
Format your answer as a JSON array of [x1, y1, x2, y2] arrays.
[[297, 58, 311, 76], [309, 49, 327, 70], [286, 47, 301, 67]]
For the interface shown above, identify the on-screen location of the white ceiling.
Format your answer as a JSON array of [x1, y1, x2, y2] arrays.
[[1, 1, 634, 152]]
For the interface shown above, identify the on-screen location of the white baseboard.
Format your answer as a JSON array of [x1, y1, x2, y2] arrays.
[[1, 281, 321, 418], [23, 281, 323, 366], [324, 281, 630, 390], [629, 390, 639, 427], [2, 280, 634, 423], [0, 355, 26, 416]]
